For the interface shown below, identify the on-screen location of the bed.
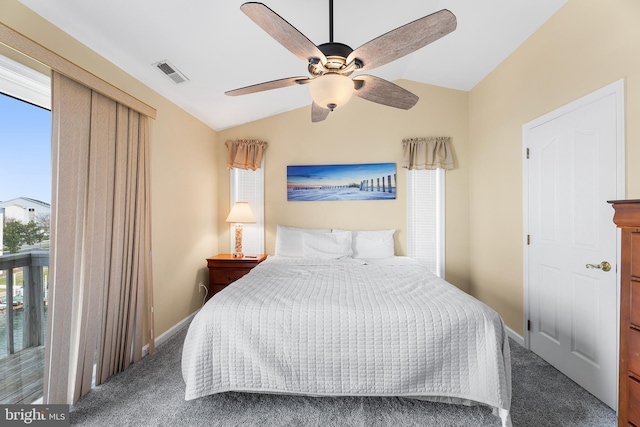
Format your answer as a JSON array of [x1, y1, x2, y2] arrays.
[[182, 227, 512, 426]]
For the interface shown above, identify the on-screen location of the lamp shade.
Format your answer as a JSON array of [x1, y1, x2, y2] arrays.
[[309, 74, 354, 111], [226, 202, 256, 223]]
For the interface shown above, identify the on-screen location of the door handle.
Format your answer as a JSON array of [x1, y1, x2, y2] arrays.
[[585, 261, 611, 272]]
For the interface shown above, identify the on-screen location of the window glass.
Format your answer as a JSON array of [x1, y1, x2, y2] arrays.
[[229, 163, 265, 254]]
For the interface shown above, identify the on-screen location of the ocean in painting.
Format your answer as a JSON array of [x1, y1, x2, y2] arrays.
[[287, 163, 396, 201]]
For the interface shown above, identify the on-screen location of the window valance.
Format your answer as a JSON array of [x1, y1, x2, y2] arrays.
[[402, 137, 454, 170], [225, 139, 268, 170], [0, 23, 156, 119]]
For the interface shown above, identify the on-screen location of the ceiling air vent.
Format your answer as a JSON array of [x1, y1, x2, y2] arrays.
[[153, 60, 189, 84]]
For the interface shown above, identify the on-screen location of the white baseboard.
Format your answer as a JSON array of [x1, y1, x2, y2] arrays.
[[506, 325, 525, 347], [142, 309, 199, 357]]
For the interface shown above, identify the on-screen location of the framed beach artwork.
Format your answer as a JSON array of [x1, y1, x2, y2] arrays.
[[287, 163, 397, 201]]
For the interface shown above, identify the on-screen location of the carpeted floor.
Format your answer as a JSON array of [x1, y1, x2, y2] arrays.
[[69, 326, 617, 426]]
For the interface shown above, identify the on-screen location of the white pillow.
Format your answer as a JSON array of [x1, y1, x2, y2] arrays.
[[351, 229, 395, 258], [275, 225, 331, 257], [302, 230, 353, 259]]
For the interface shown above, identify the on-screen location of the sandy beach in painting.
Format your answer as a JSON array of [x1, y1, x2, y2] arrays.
[[287, 163, 396, 201]]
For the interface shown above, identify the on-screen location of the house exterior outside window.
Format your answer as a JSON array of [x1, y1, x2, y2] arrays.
[[0, 197, 50, 224]]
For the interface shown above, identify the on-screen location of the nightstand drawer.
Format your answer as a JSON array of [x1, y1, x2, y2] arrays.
[[210, 269, 251, 286], [209, 284, 230, 295]]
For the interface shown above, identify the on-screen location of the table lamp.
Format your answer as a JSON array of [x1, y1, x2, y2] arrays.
[[225, 202, 256, 258]]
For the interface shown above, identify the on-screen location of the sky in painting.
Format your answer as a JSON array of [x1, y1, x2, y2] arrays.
[[287, 163, 396, 188], [0, 93, 51, 204]]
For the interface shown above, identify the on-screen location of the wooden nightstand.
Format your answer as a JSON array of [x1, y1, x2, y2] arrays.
[[205, 254, 267, 300]]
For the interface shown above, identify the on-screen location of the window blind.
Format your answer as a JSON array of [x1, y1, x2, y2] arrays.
[[406, 168, 445, 277], [229, 163, 265, 254]]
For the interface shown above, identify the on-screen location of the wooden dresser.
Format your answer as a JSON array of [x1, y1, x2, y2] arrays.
[[205, 254, 267, 301], [611, 200, 640, 426]]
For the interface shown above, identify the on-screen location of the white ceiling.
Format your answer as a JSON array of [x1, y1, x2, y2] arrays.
[[19, 0, 567, 130]]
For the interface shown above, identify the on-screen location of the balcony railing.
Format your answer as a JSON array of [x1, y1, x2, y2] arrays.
[[0, 251, 48, 357], [0, 250, 48, 403]]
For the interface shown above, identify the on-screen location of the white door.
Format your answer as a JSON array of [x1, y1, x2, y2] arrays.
[[524, 80, 624, 410]]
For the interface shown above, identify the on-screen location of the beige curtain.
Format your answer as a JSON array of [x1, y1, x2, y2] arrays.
[[44, 72, 154, 404], [402, 137, 454, 170], [226, 139, 267, 170]]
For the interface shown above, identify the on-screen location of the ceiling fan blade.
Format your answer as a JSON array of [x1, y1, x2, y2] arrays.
[[347, 9, 456, 71], [226, 76, 310, 96], [353, 75, 418, 110], [311, 102, 331, 122], [240, 2, 327, 64]]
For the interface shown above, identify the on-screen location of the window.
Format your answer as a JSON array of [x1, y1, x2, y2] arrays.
[[0, 52, 51, 403], [229, 163, 265, 254], [406, 168, 445, 277]]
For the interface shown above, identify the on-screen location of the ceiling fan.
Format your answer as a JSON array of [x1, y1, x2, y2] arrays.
[[225, 1, 457, 122]]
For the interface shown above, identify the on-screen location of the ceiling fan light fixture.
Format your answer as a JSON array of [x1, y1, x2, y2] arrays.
[[309, 73, 353, 111]]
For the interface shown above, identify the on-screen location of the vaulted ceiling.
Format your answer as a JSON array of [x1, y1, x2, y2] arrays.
[[19, 0, 567, 130]]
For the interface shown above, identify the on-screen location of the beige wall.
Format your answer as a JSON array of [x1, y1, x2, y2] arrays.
[[1, 0, 219, 337], [7, 0, 628, 341], [217, 81, 472, 291], [468, 0, 640, 334]]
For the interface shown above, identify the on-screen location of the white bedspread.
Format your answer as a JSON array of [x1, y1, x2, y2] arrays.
[[182, 257, 511, 426]]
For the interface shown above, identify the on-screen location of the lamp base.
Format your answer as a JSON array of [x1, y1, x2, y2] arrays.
[[233, 225, 244, 258]]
